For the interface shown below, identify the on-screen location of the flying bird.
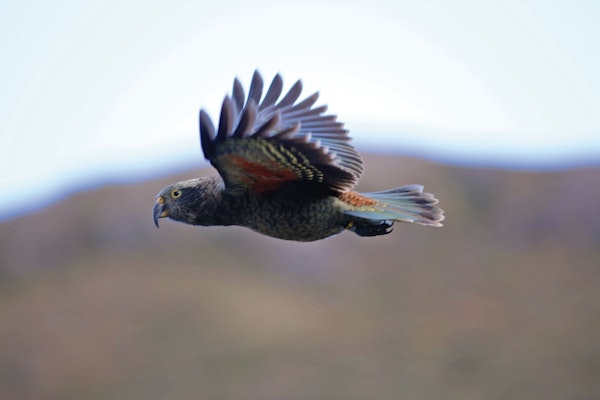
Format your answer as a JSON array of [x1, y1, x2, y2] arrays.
[[153, 71, 444, 241]]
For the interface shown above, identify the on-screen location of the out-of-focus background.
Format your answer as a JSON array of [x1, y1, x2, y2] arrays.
[[1, 1, 599, 399]]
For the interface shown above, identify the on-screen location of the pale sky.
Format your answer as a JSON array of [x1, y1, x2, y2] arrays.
[[1, 1, 599, 218]]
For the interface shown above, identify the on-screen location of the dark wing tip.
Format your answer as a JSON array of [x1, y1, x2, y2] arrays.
[[247, 70, 264, 105], [217, 96, 235, 142], [277, 79, 303, 108], [260, 73, 283, 110], [232, 77, 245, 113], [199, 109, 216, 159]]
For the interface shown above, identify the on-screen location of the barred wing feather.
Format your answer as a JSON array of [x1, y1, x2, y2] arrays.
[[200, 70, 363, 194]]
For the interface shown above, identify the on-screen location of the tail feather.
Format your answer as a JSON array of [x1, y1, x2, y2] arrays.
[[344, 184, 444, 227]]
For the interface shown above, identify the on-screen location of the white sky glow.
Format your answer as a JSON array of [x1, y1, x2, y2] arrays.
[[1, 1, 599, 218]]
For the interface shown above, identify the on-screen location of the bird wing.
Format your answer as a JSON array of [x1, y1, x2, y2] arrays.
[[199, 70, 364, 194]]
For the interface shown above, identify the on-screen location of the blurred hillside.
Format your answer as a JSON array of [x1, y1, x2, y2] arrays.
[[0, 154, 599, 400]]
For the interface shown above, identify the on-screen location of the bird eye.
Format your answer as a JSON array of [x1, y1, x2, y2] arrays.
[[171, 189, 182, 199]]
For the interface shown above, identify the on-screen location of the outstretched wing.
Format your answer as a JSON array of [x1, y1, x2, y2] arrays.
[[199, 70, 363, 194]]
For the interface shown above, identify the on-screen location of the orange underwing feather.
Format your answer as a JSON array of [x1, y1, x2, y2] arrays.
[[339, 191, 379, 207], [227, 155, 298, 193]]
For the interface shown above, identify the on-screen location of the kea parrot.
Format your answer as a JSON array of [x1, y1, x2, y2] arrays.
[[153, 71, 444, 241]]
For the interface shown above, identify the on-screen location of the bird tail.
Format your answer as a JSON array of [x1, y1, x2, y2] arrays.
[[344, 185, 444, 236]]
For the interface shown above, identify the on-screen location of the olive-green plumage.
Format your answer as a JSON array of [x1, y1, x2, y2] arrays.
[[153, 71, 444, 241]]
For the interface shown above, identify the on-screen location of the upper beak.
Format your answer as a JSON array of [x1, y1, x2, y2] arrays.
[[153, 196, 168, 228]]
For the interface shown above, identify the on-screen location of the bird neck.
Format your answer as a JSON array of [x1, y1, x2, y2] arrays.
[[187, 176, 235, 226]]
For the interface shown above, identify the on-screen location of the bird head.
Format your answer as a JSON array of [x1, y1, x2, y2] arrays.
[[152, 177, 224, 227], [153, 181, 189, 227]]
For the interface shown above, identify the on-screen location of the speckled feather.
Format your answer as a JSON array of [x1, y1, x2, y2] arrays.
[[161, 177, 350, 241]]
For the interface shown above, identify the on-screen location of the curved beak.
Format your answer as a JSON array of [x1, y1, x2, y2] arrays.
[[153, 196, 168, 228]]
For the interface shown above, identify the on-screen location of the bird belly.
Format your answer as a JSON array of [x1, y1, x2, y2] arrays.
[[239, 195, 347, 241]]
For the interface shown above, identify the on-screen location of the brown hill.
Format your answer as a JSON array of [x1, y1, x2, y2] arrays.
[[0, 154, 599, 400]]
